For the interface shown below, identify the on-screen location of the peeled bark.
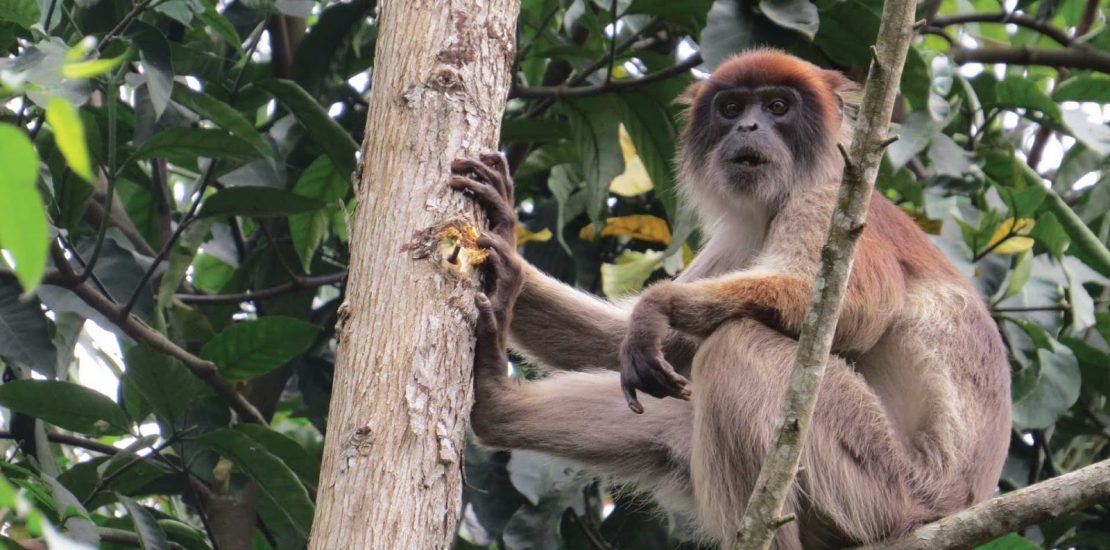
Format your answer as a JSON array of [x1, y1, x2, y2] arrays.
[[308, 2, 519, 548]]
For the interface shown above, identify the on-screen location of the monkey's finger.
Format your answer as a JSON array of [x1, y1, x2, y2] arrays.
[[621, 382, 645, 414], [474, 293, 499, 341], [657, 358, 691, 400], [451, 158, 505, 192], [479, 152, 513, 201], [449, 176, 514, 226]]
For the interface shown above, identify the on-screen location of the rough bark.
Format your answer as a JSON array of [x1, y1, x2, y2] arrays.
[[731, 1, 918, 548], [867, 459, 1110, 550], [308, 2, 519, 549]]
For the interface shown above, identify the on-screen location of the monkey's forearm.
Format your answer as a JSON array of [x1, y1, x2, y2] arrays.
[[510, 263, 697, 373], [509, 263, 629, 371], [643, 274, 895, 351]]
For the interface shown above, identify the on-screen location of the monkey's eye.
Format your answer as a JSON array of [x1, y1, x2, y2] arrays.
[[720, 101, 742, 118], [767, 99, 789, 116]]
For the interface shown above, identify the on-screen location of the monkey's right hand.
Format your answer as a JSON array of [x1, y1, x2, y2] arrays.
[[472, 232, 524, 398], [619, 288, 691, 414], [450, 153, 516, 246]]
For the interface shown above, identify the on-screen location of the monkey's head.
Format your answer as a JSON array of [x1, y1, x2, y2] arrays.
[[678, 50, 857, 215]]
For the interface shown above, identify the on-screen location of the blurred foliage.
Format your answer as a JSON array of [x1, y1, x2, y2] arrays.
[[0, 0, 1107, 548]]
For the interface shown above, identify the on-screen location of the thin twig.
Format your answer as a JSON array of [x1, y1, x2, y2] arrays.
[[512, 53, 702, 99], [930, 12, 1073, 46], [177, 272, 347, 305]]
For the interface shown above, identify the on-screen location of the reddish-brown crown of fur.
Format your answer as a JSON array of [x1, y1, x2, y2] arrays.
[[691, 49, 845, 130]]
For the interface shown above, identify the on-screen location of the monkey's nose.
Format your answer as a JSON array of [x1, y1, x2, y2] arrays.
[[736, 122, 759, 132]]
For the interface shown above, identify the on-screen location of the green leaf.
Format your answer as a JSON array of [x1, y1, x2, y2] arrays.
[[200, 317, 320, 381], [45, 97, 94, 182], [992, 78, 1061, 121], [290, 156, 349, 271], [127, 128, 263, 165], [0, 0, 40, 28], [197, 186, 325, 219], [999, 249, 1033, 302], [1029, 211, 1069, 258], [1053, 74, 1110, 103], [199, 428, 314, 538], [0, 380, 131, 435], [0, 123, 47, 292], [116, 493, 170, 550], [235, 425, 320, 485], [1012, 346, 1081, 430], [565, 96, 624, 223], [758, 0, 817, 39], [975, 533, 1040, 550], [123, 345, 201, 428], [257, 79, 357, 175], [0, 277, 56, 376], [197, 4, 242, 51], [171, 84, 270, 157], [130, 23, 174, 120]]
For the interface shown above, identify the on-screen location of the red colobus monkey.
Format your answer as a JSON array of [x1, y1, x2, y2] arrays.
[[452, 50, 1010, 549]]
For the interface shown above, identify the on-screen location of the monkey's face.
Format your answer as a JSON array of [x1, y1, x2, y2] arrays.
[[677, 50, 847, 210]]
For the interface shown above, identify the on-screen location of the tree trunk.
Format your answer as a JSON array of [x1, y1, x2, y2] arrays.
[[308, 2, 519, 549]]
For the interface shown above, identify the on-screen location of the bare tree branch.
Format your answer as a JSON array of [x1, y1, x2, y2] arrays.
[[951, 45, 1110, 73], [177, 271, 347, 305], [865, 460, 1110, 550], [930, 12, 1073, 46]]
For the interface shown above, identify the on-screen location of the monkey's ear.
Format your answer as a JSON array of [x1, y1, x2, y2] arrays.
[[676, 80, 706, 106], [822, 69, 861, 112]]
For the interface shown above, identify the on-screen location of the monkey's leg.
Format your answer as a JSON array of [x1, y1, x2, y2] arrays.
[[690, 318, 928, 548]]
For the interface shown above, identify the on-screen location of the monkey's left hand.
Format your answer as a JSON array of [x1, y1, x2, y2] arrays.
[[449, 153, 516, 247], [619, 284, 691, 414]]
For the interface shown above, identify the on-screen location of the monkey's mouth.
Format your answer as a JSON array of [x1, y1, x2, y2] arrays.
[[729, 150, 770, 168]]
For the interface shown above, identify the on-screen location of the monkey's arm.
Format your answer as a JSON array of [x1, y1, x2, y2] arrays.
[[510, 262, 699, 374], [620, 255, 905, 411]]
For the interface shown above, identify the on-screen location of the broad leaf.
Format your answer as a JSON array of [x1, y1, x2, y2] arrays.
[[0, 380, 131, 435], [1012, 347, 1081, 430], [758, 0, 817, 39], [0, 277, 56, 376], [197, 186, 325, 219], [128, 128, 262, 165], [199, 428, 315, 539], [290, 156, 349, 271], [257, 79, 357, 175], [565, 96, 624, 223], [116, 493, 170, 550], [123, 345, 201, 428], [0, 0, 39, 27], [0, 124, 46, 292], [171, 84, 270, 157], [45, 97, 94, 182], [200, 316, 320, 381]]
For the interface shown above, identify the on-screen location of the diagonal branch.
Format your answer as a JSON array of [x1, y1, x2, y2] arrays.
[[42, 244, 267, 425], [865, 459, 1110, 550], [731, 0, 919, 548]]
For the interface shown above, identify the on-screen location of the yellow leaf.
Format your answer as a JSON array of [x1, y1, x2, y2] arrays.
[[516, 225, 552, 244], [579, 214, 672, 245], [986, 218, 1036, 255], [63, 53, 128, 79], [601, 250, 664, 298], [609, 124, 653, 196], [610, 65, 630, 80], [45, 98, 94, 182]]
